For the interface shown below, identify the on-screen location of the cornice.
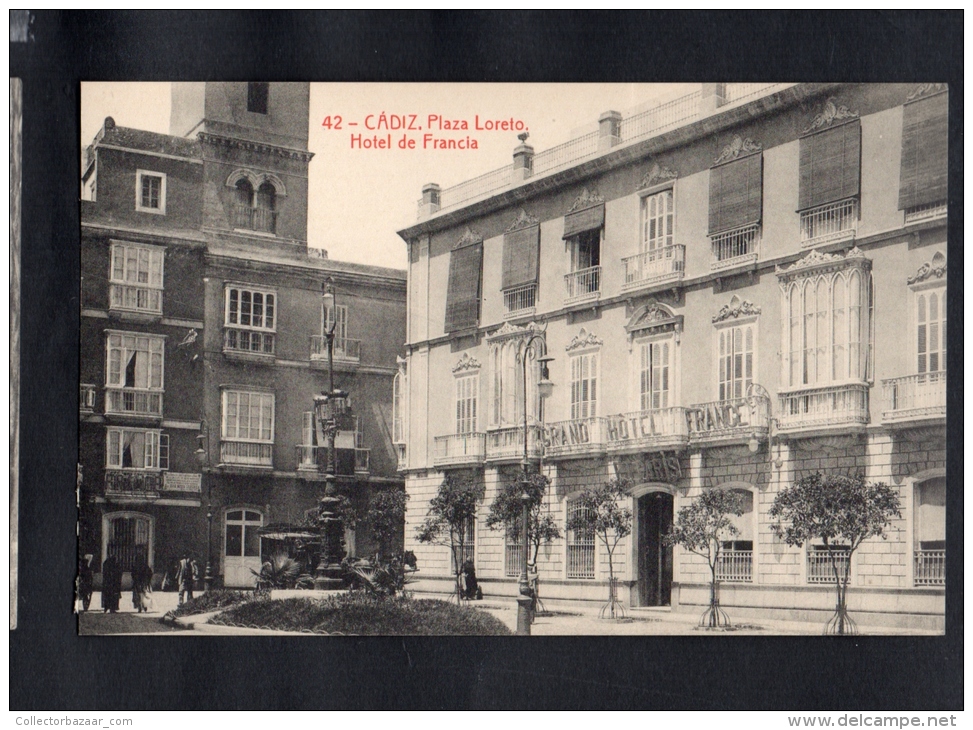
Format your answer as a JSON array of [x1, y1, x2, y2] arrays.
[[197, 132, 315, 163]]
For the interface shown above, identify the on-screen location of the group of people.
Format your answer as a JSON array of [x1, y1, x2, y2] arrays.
[[76, 552, 200, 614]]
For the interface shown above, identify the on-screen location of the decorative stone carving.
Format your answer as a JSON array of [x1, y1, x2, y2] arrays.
[[565, 327, 603, 352], [801, 97, 859, 134], [567, 187, 604, 213], [714, 136, 762, 165], [907, 251, 947, 285], [712, 295, 761, 323], [777, 246, 868, 280], [505, 208, 539, 232], [629, 302, 673, 328], [907, 83, 947, 102], [486, 320, 543, 342], [637, 163, 678, 191], [453, 226, 483, 249], [452, 353, 481, 372]]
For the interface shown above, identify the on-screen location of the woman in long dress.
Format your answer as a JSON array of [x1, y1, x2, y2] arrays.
[[101, 555, 122, 613], [131, 557, 153, 613]]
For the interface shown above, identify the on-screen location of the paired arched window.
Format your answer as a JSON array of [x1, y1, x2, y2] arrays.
[[232, 176, 279, 234]]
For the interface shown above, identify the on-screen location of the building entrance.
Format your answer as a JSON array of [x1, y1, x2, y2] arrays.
[[637, 491, 673, 606]]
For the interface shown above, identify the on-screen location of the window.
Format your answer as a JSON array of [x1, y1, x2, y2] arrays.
[[490, 339, 537, 427], [444, 238, 483, 333], [247, 82, 269, 114], [641, 189, 674, 253], [807, 543, 851, 584], [455, 374, 479, 435], [322, 302, 360, 360], [110, 242, 164, 314], [638, 339, 671, 411], [708, 143, 762, 268], [233, 178, 277, 234], [718, 325, 754, 401], [914, 477, 945, 586], [717, 489, 753, 583], [221, 390, 274, 467], [570, 352, 598, 419], [223, 286, 276, 355], [563, 197, 604, 300], [135, 170, 166, 214], [105, 333, 164, 416], [501, 221, 540, 316], [566, 501, 595, 579], [899, 87, 947, 220], [799, 119, 861, 245], [452, 515, 476, 573], [104, 513, 152, 572], [392, 371, 405, 444], [505, 521, 525, 578], [106, 428, 168, 470], [916, 288, 946, 374]]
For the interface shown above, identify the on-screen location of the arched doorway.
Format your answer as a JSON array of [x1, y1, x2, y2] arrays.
[[635, 488, 673, 606]]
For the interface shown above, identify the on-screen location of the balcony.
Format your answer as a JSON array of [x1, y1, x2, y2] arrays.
[[80, 384, 96, 413], [223, 327, 275, 356], [502, 283, 537, 320], [800, 198, 858, 249], [914, 549, 945, 587], [882, 372, 946, 424], [687, 395, 771, 446], [777, 383, 869, 434], [433, 433, 487, 467], [543, 416, 607, 460], [104, 470, 161, 499], [605, 408, 690, 453], [716, 549, 753, 583], [295, 445, 369, 476], [310, 335, 361, 365], [807, 548, 850, 584], [109, 283, 162, 315], [710, 225, 760, 272], [104, 387, 163, 418], [232, 204, 277, 234], [622, 245, 685, 292], [486, 424, 544, 463], [563, 266, 601, 306], [220, 440, 273, 468], [905, 201, 947, 225]]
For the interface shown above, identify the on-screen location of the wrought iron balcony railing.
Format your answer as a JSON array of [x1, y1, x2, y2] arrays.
[[433, 433, 487, 467], [295, 445, 369, 475], [564, 265, 601, 304], [104, 387, 163, 417], [914, 549, 945, 587], [777, 383, 869, 433], [104, 470, 162, 497], [716, 549, 753, 583], [881, 372, 946, 424], [710, 225, 760, 272], [621, 245, 685, 291], [800, 198, 858, 248], [502, 283, 537, 318], [220, 440, 273, 468], [904, 201, 947, 225], [310, 335, 362, 363], [806, 548, 851, 584], [232, 204, 277, 234]]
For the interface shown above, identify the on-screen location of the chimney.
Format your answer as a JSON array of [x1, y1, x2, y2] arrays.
[[598, 110, 622, 151], [419, 183, 441, 218], [511, 138, 534, 183], [701, 83, 726, 114]]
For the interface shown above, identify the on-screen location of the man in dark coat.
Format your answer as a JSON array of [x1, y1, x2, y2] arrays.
[[131, 556, 153, 613], [101, 555, 122, 613]]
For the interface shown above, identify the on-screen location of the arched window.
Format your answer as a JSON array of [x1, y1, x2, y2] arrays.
[[232, 178, 278, 234], [254, 182, 277, 233], [489, 338, 538, 427], [914, 477, 945, 586], [103, 512, 153, 572]]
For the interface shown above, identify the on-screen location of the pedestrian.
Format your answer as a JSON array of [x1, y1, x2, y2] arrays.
[[101, 555, 122, 614], [461, 559, 479, 601], [131, 555, 154, 613], [77, 554, 93, 612], [177, 554, 195, 605]]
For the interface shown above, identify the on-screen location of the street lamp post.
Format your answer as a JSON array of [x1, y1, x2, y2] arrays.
[[314, 278, 349, 590], [195, 424, 214, 592], [516, 334, 554, 635]]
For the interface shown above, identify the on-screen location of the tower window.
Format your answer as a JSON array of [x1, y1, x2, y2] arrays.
[[247, 83, 269, 114]]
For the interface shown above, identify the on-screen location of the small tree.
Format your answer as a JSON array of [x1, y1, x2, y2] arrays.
[[364, 488, 410, 562], [769, 472, 902, 635], [486, 473, 561, 568], [666, 488, 747, 628], [566, 479, 633, 619], [416, 473, 484, 604]]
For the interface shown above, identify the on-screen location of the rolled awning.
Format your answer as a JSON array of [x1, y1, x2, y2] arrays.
[[562, 203, 605, 239]]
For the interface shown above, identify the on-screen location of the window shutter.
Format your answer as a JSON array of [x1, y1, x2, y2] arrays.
[[444, 242, 483, 333], [708, 154, 763, 235], [799, 120, 861, 211], [562, 204, 605, 239], [501, 224, 540, 290], [899, 91, 948, 210], [159, 433, 169, 470]]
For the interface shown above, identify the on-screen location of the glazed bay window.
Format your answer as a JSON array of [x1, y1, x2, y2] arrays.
[[221, 390, 274, 467], [501, 216, 540, 318], [224, 286, 276, 355], [777, 250, 872, 433], [109, 242, 164, 314], [799, 116, 861, 247], [105, 428, 168, 496], [708, 138, 762, 271], [135, 170, 166, 214], [105, 333, 164, 417], [899, 86, 947, 223], [563, 193, 603, 303]]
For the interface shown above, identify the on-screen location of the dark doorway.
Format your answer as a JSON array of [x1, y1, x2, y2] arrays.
[[637, 491, 673, 606]]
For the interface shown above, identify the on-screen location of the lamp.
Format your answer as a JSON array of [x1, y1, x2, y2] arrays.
[[195, 421, 214, 591]]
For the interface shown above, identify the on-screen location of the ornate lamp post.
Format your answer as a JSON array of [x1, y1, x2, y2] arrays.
[[313, 278, 349, 590], [516, 334, 554, 635], [195, 422, 214, 592]]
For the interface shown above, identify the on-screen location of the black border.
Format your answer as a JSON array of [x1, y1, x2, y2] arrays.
[[10, 10, 963, 710]]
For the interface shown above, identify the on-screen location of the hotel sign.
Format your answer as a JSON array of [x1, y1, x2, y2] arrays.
[[614, 451, 683, 485]]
